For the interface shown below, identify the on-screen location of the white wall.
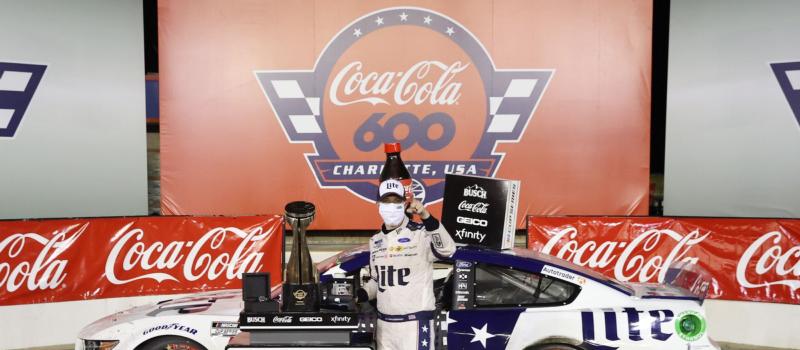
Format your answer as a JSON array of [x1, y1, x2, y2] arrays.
[[665, 0, 800, 217], [704, 300, 800, 349], [0, 0, 147, 219]]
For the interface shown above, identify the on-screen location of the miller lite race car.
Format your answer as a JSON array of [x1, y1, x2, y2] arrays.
[[77, 245, 719, 350]]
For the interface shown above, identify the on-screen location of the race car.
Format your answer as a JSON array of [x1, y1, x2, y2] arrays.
[[77, 245, 719, 350]]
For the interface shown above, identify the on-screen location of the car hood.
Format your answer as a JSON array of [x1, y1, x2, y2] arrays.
[[627, 282, 700, 301], [78, 289, 243, 339]]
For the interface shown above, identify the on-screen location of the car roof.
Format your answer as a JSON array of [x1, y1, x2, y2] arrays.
[[320, 244, 632, 296]]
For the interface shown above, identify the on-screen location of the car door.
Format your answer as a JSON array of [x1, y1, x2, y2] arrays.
[[442, 260, 580, 350]]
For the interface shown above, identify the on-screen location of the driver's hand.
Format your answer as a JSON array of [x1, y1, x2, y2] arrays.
[[406, 199, 430, 219]]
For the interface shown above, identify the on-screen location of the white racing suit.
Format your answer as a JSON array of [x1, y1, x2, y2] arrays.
[[362, 215, 456, 350]]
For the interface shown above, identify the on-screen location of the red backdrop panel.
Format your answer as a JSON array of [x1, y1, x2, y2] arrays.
[[159, 0, 652, 229], [0, 216, 283, 306], [528, 216, 800, 304]]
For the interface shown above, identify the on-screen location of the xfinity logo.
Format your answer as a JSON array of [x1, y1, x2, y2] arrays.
[[770, 61, 800, 127], [331, 315, 352, 324], [0, 62, 47, 138], [456, 216, 488, 227], [463, 184, 487, 199], [455, 228, 486, 242]]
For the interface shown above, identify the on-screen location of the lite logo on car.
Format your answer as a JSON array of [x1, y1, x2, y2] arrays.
[[0, 61, 46, 138], [255, 7, 552, 204]]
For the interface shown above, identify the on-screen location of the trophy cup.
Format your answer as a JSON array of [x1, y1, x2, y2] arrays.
[[282, 201, 319, 312]]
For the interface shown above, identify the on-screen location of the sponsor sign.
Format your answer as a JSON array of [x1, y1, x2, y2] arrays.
[[442, 174, 519, 250], [0, 216, 283, 306], [528, 216, 800, 304], [239, 312, 359, 329], [159, 1, 653, 229]]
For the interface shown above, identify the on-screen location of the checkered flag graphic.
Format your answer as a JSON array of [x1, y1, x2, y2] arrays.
[[0, 62, 46, 138], [771, 61, 800, 127]]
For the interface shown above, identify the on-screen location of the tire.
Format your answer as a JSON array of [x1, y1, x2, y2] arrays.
[[136, 336, 207, 350]]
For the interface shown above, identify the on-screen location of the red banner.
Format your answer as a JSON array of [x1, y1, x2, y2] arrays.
[[528, 217, 800, 304], [0, 216, 283, 306]]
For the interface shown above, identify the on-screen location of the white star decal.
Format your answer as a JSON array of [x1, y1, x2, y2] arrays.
[[446, 27, 455, 36], [375, 16, 384, 26], [422, 324, 428, 333], [399, 12, 408, 22], [421, 339, 428, 347], [423, 15, 432, 25], [469, 323, 496, 349], [446, 314, 457, 325], [353, 28, 362, 37]]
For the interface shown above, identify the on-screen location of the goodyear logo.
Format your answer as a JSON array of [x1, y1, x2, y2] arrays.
[[256, 7, 552, 204], [0, 62, 46, 138]]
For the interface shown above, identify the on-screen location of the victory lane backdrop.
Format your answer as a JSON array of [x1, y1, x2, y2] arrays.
[[0, 215, 283, 306], [159, 0, 653, 229]]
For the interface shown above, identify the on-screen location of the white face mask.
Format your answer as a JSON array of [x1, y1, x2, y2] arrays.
[[378, 202, 406, 227]]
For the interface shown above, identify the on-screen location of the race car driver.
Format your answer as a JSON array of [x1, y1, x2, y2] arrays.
[[359, 179, 457, 350]]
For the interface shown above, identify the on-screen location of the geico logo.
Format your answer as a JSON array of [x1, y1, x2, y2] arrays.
[[299, 317, 323, 322], [456, 216, 488, 227]]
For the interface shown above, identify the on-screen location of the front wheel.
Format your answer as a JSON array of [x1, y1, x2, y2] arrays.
[[136, 336, 207, 350]]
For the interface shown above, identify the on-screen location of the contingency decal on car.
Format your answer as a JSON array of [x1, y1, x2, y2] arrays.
[[541, 264, 587, 285], [446, 309, 524, 349], [211, 321, 240, 337]]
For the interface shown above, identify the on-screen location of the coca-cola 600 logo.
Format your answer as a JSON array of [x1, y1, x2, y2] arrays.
[[256, 7, 552, 204]]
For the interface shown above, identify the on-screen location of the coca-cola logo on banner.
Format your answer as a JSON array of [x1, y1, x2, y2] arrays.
[[528, 217, 800, 304], [255, 7, 552, 204], [0, 216, 283, 306]]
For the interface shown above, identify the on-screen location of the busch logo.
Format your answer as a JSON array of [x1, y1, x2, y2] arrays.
[[770, 61, 800, 127], [457, 200, 489, 213], [0, 62, 47, 138], [256, 8, 552, 204], [455, 228, 486, 242], [463, 185, 487, 199], [540, 227, 708, 283], [104, 222, 267, 284], [247, 317, 266, 323], [737, 231, 800, 291], [0, 224, 86, 293]]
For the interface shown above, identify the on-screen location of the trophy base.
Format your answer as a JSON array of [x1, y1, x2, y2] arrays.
[[282, 283, 320, 312]]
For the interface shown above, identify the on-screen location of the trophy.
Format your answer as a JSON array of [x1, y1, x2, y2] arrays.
[[282, 201, 319, 312]]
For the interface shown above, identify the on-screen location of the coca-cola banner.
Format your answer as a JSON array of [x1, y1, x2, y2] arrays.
[[528, 217, 800, 304], [0, 216, 283, 306]]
